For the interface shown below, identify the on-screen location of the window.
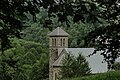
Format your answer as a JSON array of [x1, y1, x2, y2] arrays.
[[61, 39, 62, 46], [52, 38, 54, 46], [55, 39, 56, 46], [63, 39, 65, 46], [54, 73, 57, 80]]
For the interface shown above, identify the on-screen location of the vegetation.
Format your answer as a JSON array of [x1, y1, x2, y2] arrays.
[[0, 8, 50, 79], [113, 62, 120, 71], [62, 71, 120, 80], [0, 0, 120, 79], [0, 38, 49, 80], [61, 53, 91, 78], [1, 0, 120, 69]]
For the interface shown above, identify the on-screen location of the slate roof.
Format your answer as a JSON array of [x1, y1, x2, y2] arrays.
[[48, 27, 69, 36], [52, 48, 108, 73]]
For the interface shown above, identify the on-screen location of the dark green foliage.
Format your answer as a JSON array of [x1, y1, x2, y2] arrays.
[[0, 0, 40, 51], [30, 54, 49, 80], [0, 0, 120, 79], [83, 0, 120, 69], [48, 0, 100, 23], [0, 0, 57, 51], [1, 0, 120, 68], [65, 22, 95, 48], [48, 0, 120, 70], [22, 23, 50, 46], [86, 23, 120, 70], [112, 62, 120, 70], [62, 71, 120, 80], [0, 0, 103, 51], [0, 38, 49, 80], [61, 53, 91, 78]]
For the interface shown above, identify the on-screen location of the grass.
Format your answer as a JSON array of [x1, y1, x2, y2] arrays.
[[62, 71, 120, 80]]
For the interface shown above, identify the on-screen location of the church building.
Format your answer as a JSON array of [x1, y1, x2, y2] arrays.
[[48, 27, 108, 80]]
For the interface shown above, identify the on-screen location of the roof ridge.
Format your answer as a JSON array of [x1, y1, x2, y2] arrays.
[[48, 27, 69, 36], [65, 48, 95, 49]]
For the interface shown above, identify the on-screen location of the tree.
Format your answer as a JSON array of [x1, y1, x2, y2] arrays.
[[0, 0, 56, 51], [0, 38, 49, 80], [22, 23, 50, 46], [48, 0, 120, 70], [30, 54, 49, 80], [61, 53, 91, 78], [0, 0, 103, 51], [85, 0, 120, 69], [1, 0, 120, 71], [112, 62, 120, 71]]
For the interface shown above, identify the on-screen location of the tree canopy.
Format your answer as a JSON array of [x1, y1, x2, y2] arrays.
[[0, 38, 49, 80], [0, 0, 120, 71], [61, 53, 91, 78]]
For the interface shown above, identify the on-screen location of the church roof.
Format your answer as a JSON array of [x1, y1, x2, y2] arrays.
[[52, 48, 108, 73], [48, 27, 69, 36]]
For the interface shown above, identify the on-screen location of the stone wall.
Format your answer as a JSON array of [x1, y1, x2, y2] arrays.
[[53, 67, 61, 80]]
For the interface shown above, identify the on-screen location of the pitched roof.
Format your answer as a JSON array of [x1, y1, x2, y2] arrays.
[[52, 48, 108, 73], [48, 27, 69, 36]]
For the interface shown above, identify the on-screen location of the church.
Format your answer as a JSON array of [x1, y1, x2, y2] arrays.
[[48, 27, 108, 80]]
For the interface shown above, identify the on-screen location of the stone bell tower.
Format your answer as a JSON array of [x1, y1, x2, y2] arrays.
[[48, 27, 69, 80]]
